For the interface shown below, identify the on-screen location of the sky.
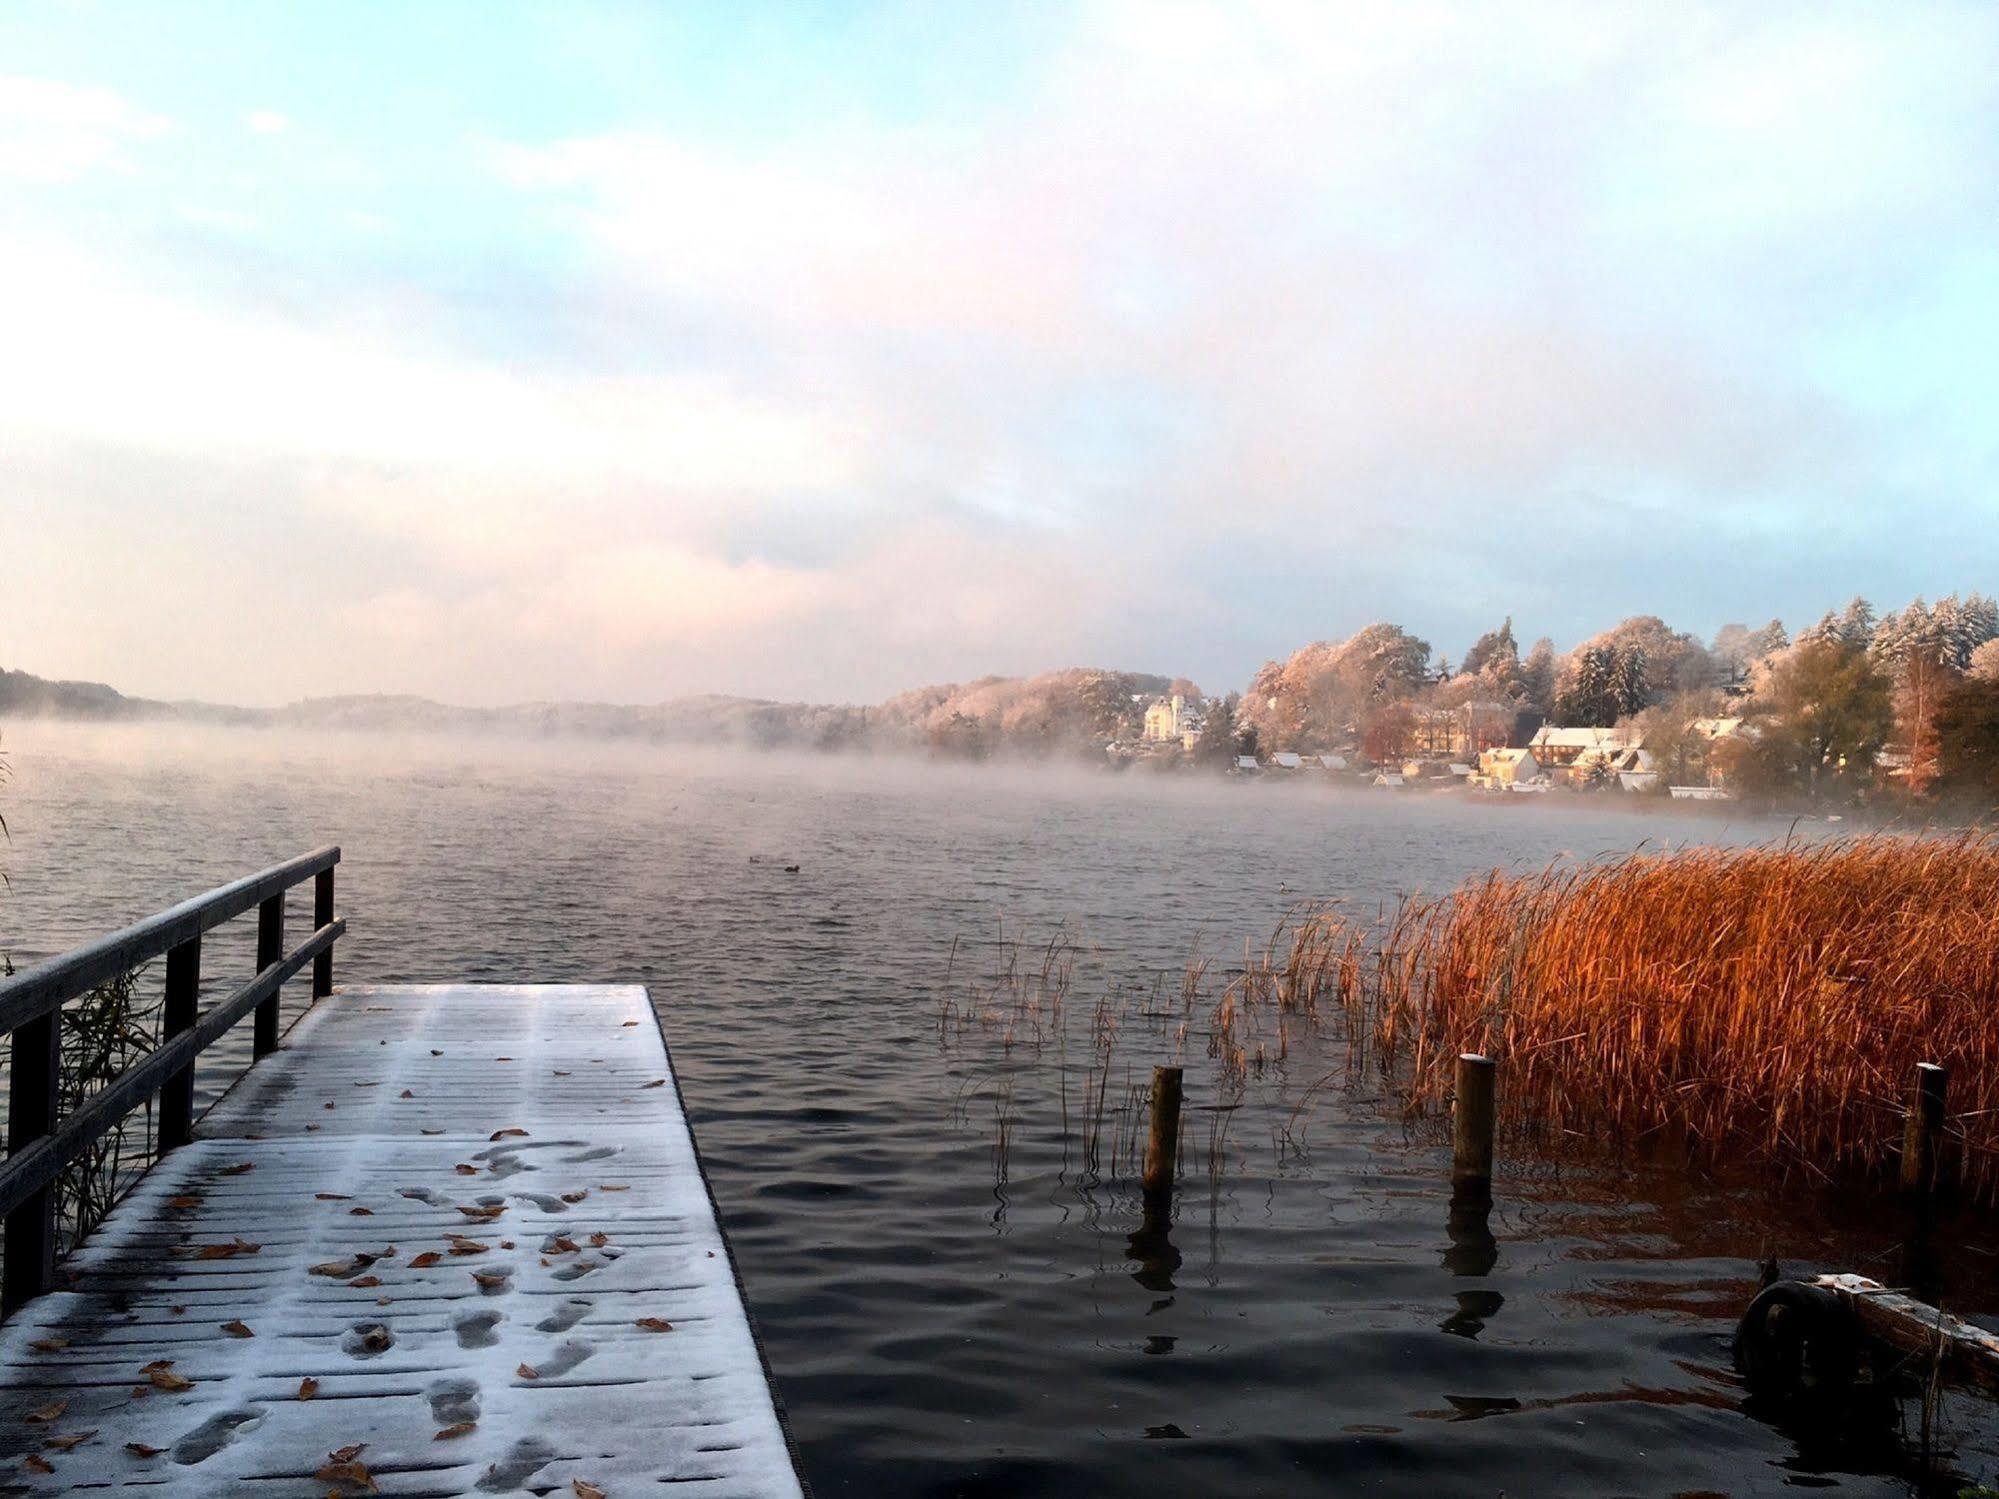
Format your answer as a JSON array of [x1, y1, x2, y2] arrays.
[[4, 0, 1998, 708]]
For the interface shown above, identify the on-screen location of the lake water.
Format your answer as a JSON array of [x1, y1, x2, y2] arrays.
[[4, 724, 1997, 1497]]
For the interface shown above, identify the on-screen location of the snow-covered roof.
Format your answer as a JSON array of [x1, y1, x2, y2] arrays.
[[1270, 751, 1303, 768], [1234, 755, 1260, 770], [1530, 726, 1632, 750]]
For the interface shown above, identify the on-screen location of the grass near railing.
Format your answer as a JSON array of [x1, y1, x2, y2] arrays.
[[1246, 832, 1999, 1199]]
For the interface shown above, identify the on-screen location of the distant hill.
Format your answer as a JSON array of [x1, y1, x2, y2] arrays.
[[0, 664, 1198, 758]]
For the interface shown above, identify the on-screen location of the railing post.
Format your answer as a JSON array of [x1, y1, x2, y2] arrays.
[[254, 892, 285, 1058], [159, 935, 201, 1152], [313, 866, 335, 999], [4, 1009, 63, 1314], [1901, 1062, 1948, 1201], [1142, 1065, 1183, 1200]]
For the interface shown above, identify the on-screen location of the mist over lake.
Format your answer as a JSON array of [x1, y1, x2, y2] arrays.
[[7, 724, 1996, 1496]]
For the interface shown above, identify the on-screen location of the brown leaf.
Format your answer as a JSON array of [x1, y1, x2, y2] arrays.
[[348, 1206, 374, 1216], [329, 1443, 365, 1462], [23, 1454, 53, 1473], [641, 1079, 666, 1089], [420, 1127, 444, 1135], [551, 1236, 580, 1255], [560, 1190, 588, 1203], [552, 1069, 571, 1076], [516, 1362, 538, 1379], [44, 1430, 94, 1452], [433, 1420, 476, 1440], [409, 1251, 442, 1268], [621, 1020, 639, 1027], [350, 1276, 383, 1289], [635, 1317, 674, 1333], [148, 1367, 193, 1393], [125, 1441, 164, 1457], [574, 1480, 608, 1499], [489, 1128, 528, 1141], [315, 1456, 379, 1490], [598, 1183, 629, 1192], [359, 1326, 391, 1353], [297, 1377, 320, 1400], [165, 1195, 202, 1209], [220, 1320, 254, 1338], [315, 1192, 350, 1201], [25, 1399, 68, 1423], [192, 1237, 262, 1260], [494, 1055, 514, 1061], [589, 1231, 609, 1248], [140, 1360, 173, 1373], [220, 1161, 255, 1176], [447, 1236, 489, 1256], [169, 1305, 187, 1315], [472, 1271, 509, 1289], [27, 1337, 67, 1353], [454, 1164, 479, 1176], [399, 1090, 414, 1099], [457, 1203, 505, 1221]]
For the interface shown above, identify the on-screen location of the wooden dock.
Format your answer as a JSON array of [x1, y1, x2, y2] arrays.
[[0, 870, 805, 1499]]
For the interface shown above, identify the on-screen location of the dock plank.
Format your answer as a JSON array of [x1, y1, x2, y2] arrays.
[[0, 984, 805, 1497]]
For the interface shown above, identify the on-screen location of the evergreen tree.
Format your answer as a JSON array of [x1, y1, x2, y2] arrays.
[[1611, 644, 1649, 717], [1460, 618, 1520, 681], [1519, 638, 1557, 714]]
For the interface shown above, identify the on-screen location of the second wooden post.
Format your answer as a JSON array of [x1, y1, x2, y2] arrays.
[[1144, 1065, 1184, 1200], [1452, 1052, 1497, 1186]]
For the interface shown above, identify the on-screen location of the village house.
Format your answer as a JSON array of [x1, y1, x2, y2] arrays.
[[1528, 725, 1638, 784], [1412, 700, 1516, 759], [1474, 746, 1543, 790], [1142, 694, 1197, 744]]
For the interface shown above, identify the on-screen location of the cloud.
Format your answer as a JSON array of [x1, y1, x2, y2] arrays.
[[7, 3, 1999, 706], [244, 109, 290, 135], [0, 75, 170, 181]]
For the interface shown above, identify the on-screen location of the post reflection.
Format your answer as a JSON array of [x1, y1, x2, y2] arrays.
[[1441, 1178, 1503, 1338], [1128, 1192, 1182, 1294]]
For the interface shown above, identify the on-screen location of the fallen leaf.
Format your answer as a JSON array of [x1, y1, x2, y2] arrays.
[[329, 1443, 365, 1462], [28, 1337, 67, 1353], [349, 1206, 374, 1216], [25, 1399, 68, 1423], [472, 1271, 508, 1289], [165, 1195, 202, 1209], [454, 1164, 479, 1176], [599, 1183, 629, 1192], [420, 1127, 444, 1135], [125, 1441, 163, 1456], [552, 1069, 571, 1076], [433, 1421, 476, 1440], [494, 1056, 513, 1061], [310, 1258, 369, 1278], [354, 1081, 379, 1088], [641, 1079, 666, 1089], [457, 1203, 505, 1221], [589, 1231, 609, 1248], [358, 1326, 391, 1353], [409, 1251, 442, 1268], [350, 1276, 383, 1289], [447, 1237, 488, 1256], [315, 1456, 379, 1490], [573, 1480, 607, 1499], [399, 1090, 414, 1099], [220, 1162, 255, 1176], [551, 1236, 580, 1255], [636, 1317, 674, 1333], [148, 1366, 193, 1393], [621, 1020, 639, 1028], [315, 1192, 350, 1201], [220, 1320, 254, 1338], [516, 1363, 538, 1379], [44, 1430, 94, 1452], [297, 1378, 319, 1400], [561, 1191, 588, 1204], [23, 1454, 53, 1473], [169, 1305, 186, 1316], [489, 1128, 528, 1141], [192, 1237, 262, 1260]]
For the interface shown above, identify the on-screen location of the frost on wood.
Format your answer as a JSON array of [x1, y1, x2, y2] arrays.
[[0, 983, 805, 1497]]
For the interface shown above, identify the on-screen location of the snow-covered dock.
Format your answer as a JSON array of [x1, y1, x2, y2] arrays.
[[0, 983, 806, 1498]]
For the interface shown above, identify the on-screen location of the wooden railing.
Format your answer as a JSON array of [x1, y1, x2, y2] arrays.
[[0, 847, 344, 1313]]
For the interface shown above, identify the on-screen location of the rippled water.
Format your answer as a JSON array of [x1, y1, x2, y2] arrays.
[[5, 724, 1999, 1497]]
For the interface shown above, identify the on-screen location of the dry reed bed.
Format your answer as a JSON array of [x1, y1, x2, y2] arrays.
[[1261, 833, 1999, 1199]]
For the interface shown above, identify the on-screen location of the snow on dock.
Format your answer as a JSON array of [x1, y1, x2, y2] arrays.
[[0, 983, 806, 1498]]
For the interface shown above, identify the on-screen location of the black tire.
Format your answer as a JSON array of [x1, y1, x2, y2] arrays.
[[1735, 1280, 1859, 1397]]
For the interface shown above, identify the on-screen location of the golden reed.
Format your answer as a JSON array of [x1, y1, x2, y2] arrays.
[[1262, 833, 1999, 1198]]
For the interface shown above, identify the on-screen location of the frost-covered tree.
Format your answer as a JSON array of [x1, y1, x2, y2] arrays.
[[1460, 618, 1520, 682], [1519, 638, 1557, 714], [1970, 638, 1999, 683], [1611, 645, 1649, 718], [1745, 619, 1789, 659]]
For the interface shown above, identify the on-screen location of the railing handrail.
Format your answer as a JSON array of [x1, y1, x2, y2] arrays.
[[0, 845, 345, 1315], [0, 845, 339, 1035]]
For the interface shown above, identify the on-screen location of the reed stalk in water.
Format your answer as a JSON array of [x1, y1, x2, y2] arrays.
[[1256, 833, 1999, 1200]]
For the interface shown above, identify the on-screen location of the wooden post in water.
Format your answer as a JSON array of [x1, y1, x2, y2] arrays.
[[1901, 1062, 1948, 1199], [1452, 1053, 1497, 1186], [1143, 1065, 1184, 1200]]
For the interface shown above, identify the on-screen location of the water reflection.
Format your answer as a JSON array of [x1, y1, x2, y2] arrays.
[[1128, 1196, 1183, 1295], [1441, 1179, 1503, 1339]]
